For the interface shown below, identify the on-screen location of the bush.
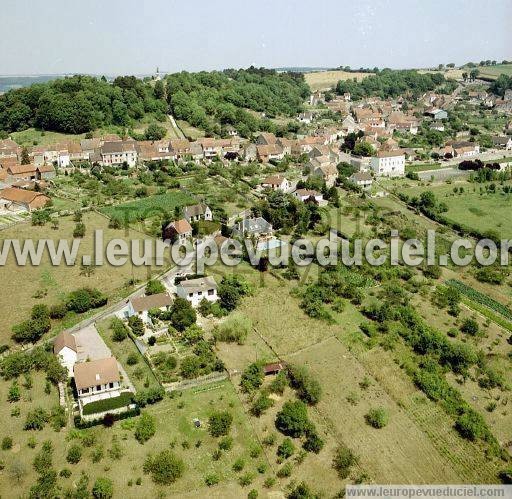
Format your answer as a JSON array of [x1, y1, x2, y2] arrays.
[[288, 364, 322, 405], [303, 428, 324, 453], [218, 275, 250, 312], [24, 407, 49, 430], [232, 457, 245, 472], [111, 318, 128, 341], [365, 407, 389, 429], [208, 411, 233, 437], [333, 444, 358, 479], [7, 381, 20, 402], [66, 444, 82, 464], [126, 353, 139, 365], [1, 437, 13, 450], [49, 303, 67, 319], [250, 393, 274, 417], [213, 312, 252, 345], [59, 468, 72, 478], [204, 473, 220, 486], [277, 438, 295, 459], [66, 288, 107, 314], [134, 412, 156, 444], [218, 436, 233, 451], [92, 477, 113, 499], [277, 462, 293, 478], [127, 316, 145, 336], [169, 297, 197, 331], [145, 279, 166, 295], [460, 318, 479, 336], [143, 450, 185, 485], [455, 409, 492, 442]]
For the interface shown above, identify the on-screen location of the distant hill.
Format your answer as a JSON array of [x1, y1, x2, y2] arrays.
[[0, 75, 65, 93]]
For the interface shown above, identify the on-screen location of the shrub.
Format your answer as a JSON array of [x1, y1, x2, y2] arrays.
[[1, 437, 13, 450], [169, 297, 197, 332], [49, 303, 67, 319], [24, 407, 49, 430], [333, 444, 358, 479], [128, 315, 145, 336], [277, 462, 293, 478], [251, 393, 274, 417], [143, 450, 185, 485], [277, 438, 295, 459], [218, 436, 233, 451], [232, 457, 245, 472], [213, 313, 252, 345], [365, 408, 389, 429], [66, 444, 83, 464], [269, 371, 288, 395], [126, 353, 139, 366], [288, 365, 322, 405], [66, 288, 107, 314], [82, 392, 133, 416], [111, 318, 128, 341], [59, 468, 72, 478], [303, 428, 324, 453], [239, 472, 254, 486], [145, 279, 166, 296], [204, 473, 220, 486], [7, 381, 20, 402], [208, 411, 233, 437], [460, 318, 479, 336], [134, 412, 156, 444], [92, 477, 113, 499]]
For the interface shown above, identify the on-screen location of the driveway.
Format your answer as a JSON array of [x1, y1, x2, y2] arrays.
[[74, 324, 111, 362]]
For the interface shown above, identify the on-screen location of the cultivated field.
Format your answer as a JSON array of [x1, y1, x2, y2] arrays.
[[305, 70, 372, 91], [478, 64, 512, 79]]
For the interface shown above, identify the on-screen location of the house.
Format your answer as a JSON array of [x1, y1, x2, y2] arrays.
[[451, 142, 480, 158], [0, 138, 20, 159], [73, 357, 121, 399], [263, 362, 287, 376], [6, 164, 38, 182], [163, 219, 193, 243], [232, 217, 273, 240], [128, 292, 172, 324], [353, 108, 384, 127], [184, 203, 213, 222], [0, 188, 50, 212], [430, 121, 445, 132], [80, 138, 102, 159], [341, 115, 358, 134], [298, 111, 314, 124], [492, 136, 512, 150], [424, 108, 448, 120], [53, 331, 78, 376], [176, 276, 218, 308], [309, 91, 325, 106], [294, 189, 324, 203], [255, 132, 278, 146], [256, 144, 284, 163], [261, 175, 290, 192], [100, 141, 137, 167], [370, 151, 405, 177], [312, 164, 338, 187], [36, 164, 56, 180], [349, 171, 373, 189]]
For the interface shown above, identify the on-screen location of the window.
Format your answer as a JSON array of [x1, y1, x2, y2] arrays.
[[189, 293, 193, 298], [82, 388, 89, 394], [96, 385, 101, 391], [198, 291, 202, 296], [208, 289, 215, 296], [109, 382, 114, 389]]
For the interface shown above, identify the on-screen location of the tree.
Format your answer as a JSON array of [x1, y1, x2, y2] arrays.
[[73, 222, 86, 238], [110, 317, 128, 341], [169, 297, 196, 331], [145, 279, 166, 295], [143, 450, 185, 485], [21, 147, 30, 165], [288, 365, 322, 405], [353, 141, 375, 157], [208, 411, 233, 437], [92, 477, 113, 499], [240, 363, 264, 393], [277, 438, 295, 459], [128, 315, 145, 336], [275, 400, 310, 437], [24, 407, 49, 430], [145, 123, 166, 141], [135, 412, 156, 444]]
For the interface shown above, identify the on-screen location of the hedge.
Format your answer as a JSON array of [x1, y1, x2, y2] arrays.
[[82, 392, 134, 416], [75, 407, 140, 429], [446, 279, 512, 322]]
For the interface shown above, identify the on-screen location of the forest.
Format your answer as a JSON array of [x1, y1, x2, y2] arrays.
[[335, 69, 449, 100], [0, 75, 168, 134], [166, 67, 310, 136]]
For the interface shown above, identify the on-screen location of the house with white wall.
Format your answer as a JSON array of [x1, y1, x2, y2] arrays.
[[370, 151, 405, 177], [127, 292, 173, 324], [74, 357, 121, 400], [53, 331, 78, 376], [176, 276, 218, 308]]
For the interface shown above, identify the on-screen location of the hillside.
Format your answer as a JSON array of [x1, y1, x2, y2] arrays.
[[305, 70, 373, 91], [166, 67, 310, 136]]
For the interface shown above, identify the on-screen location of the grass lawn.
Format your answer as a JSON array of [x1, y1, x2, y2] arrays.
[[100, 190, 195, 224], [305, 70, 373, 91], [10, 128, 85, 147], [406, 162, 445, 172], [0, 211, 165, 345], [176, 120, 206, 140]]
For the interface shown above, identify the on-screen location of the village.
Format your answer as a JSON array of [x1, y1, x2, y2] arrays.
[[1, 60, 512, 498]]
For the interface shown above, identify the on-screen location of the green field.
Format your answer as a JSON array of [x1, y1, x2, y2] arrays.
[[478, 64, 512, 79], [101, 190, 195, 223], [400, 180, 512, 238]]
